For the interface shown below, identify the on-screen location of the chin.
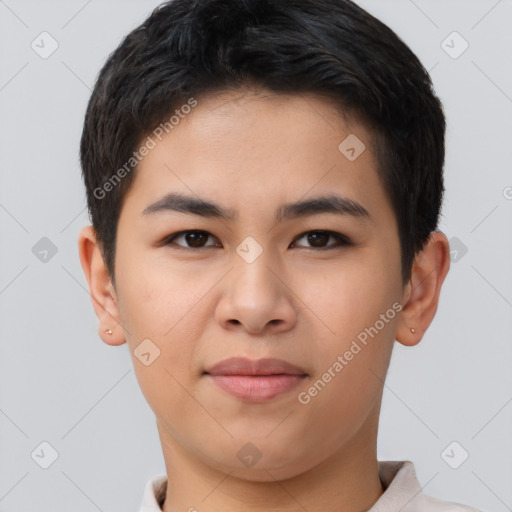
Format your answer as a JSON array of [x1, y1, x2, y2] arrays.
[[220, 461, 311, 483], [199, 443, 320, 483]]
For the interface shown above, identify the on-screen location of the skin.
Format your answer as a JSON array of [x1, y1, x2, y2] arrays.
[[78, 86, 450, 512]]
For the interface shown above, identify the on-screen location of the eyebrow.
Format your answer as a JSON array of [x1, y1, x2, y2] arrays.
[[141, 192, 372, 222]]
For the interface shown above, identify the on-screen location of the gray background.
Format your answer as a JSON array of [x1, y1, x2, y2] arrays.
[[0, 0, 511, 510]]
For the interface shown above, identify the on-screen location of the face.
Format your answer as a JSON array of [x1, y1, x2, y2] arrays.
[[110, 88, 405, 480]]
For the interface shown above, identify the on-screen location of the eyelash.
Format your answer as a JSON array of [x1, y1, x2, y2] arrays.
[[162, 230, 353, 251]]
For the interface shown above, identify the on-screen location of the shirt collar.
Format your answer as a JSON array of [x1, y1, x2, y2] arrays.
[[138, 473, 167, 512]]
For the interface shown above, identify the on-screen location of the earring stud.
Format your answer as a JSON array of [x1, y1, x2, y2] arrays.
[[410, 328, 416, 333], [105, 329, 113, 335]]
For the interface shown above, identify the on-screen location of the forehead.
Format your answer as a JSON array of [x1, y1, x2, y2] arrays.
[[120, 88, 392, 228], [183, 86, 359, 149]]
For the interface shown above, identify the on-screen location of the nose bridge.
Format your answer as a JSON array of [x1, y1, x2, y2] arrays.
[[232, 236, 280, 299]]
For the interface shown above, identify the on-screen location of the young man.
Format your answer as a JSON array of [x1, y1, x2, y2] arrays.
[[78, 0, 482, 510]]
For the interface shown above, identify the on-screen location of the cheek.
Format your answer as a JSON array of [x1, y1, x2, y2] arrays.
[[116, 244, 202, 337], [116, 261, 209, 417], [291, 253, 399, 410], [116, 251, 221, 386], [295, 267, 397, 435], [295, 252, 399, 340]]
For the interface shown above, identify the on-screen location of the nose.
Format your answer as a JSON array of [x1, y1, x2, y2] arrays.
[[215, 251, 297, 336]]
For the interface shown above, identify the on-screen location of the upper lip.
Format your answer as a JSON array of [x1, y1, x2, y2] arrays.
[[204, 357, 307, 376]]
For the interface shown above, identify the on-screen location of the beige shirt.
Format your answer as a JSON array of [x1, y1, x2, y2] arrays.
[[138, 460, 483, 512]]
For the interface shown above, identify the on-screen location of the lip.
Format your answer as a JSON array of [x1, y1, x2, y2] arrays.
[[204, 357, 308, 403], [205, 357, 307, 376]]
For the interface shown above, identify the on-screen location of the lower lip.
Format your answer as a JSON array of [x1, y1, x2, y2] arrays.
[[207, 374, 306, 402]]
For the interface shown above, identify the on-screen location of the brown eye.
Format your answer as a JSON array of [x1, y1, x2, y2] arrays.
[[163, 229, 351, 251], [291, 230, 352, 250], [306, 232, 330, 247], [164, 230, 221, 248]]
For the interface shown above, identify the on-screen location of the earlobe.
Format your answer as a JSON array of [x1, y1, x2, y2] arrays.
[[396, 231, 451, 347], [78, 225, 126, 346]]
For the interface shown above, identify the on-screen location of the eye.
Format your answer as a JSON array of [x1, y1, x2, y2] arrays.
[[163, 230, 221, 249], [162, 229, 352, 250], [290, 230, 352, 250]]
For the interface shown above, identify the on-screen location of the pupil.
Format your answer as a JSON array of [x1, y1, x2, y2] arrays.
[[187, 232, 206, 247], [309, 232, 328, 247]]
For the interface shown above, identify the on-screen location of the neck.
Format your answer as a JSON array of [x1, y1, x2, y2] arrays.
[[158, 416, 384, 512]]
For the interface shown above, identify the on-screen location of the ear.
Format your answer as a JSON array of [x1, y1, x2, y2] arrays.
[[396, 231, 451, 346], [78, 225, 126, 346]]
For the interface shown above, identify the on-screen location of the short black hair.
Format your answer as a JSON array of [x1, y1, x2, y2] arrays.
[[80, 0, 446, 286]]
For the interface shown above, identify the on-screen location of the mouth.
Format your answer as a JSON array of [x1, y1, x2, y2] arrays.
[[203, 357, 308, 403]]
